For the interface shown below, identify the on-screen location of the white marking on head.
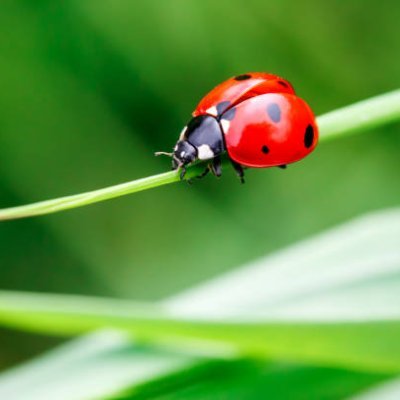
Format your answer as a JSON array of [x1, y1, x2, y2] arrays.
[[180, 151, 186, 158], [197, 144, 215, 160], [179, 126, 187, 140], [220, 119, 230, 133], [206, 106, 218, 116]]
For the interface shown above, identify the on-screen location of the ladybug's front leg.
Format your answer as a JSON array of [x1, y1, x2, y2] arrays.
[[179, 166, 187, 180], [230, 161, 245, 184]]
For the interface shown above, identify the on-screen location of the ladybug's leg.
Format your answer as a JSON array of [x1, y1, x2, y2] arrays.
[[210, 156, 222, 178], [186, 167, 210, 185], [179, 166, 187, 180], [230, 161, 245, 184], [278, 164, 287, 169], [181, 165, 210, 183], [196, 166, 210, 180]]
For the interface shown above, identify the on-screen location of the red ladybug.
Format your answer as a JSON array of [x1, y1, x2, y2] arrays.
[[156, 72, 318, 182]]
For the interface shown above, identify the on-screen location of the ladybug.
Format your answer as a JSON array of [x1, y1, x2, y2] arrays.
[[156, 72, 318, 183]]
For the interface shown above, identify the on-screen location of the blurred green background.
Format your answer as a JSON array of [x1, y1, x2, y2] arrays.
[[0, 0, 399, 371]]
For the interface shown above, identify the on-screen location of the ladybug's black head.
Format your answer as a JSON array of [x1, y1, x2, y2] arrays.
[[172, 140, 197, 169]]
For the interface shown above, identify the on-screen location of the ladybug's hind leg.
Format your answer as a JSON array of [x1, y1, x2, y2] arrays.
[[230, 161, 245, 184], [210, 156, 222, 178]]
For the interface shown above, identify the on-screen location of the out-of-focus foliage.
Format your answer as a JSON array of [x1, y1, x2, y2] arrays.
[[0, 0, 399, 389], [0, 208, 399, 399]]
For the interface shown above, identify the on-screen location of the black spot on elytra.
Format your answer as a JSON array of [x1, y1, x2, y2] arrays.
[[267, 103, 281, 123], [304, 124, 314, 148], [261, 145, 269, 154], [216, 101, 230, 115], [278, 80, 289, 88], [234, 74, 251, 81], [221, 107, 236, 121]]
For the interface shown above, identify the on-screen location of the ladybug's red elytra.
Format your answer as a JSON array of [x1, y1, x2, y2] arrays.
[[156, 72, 318, 183]]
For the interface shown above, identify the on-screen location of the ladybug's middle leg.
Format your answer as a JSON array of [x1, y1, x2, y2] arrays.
[[210, 156, 222, 178]]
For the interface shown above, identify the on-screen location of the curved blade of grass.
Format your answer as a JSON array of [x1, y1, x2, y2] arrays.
[[317, 89, 400, 142], [0, 89, 399, 221]]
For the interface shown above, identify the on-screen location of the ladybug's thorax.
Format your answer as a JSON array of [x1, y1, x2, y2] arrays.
[[173, 115, 225, 169]]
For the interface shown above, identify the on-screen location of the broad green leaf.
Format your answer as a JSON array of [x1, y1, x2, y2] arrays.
[[0, 332, 388, 400], [0, 207, 399, 399], [165, 208, 400, 319], [1, 293, 400, 372], [0, 209, 399, 373], [350, 377, 400, 400], [148, 365, 387, 400], [0, 330, 199, 400]]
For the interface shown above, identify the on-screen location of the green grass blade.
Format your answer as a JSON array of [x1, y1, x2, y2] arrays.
[[317, 89, 400, 142], [0, 170, 182, 221], [0, 89, 399, 221]]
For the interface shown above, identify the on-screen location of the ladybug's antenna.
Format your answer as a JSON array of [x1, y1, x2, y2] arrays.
[[155, 151, 173, 157]]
